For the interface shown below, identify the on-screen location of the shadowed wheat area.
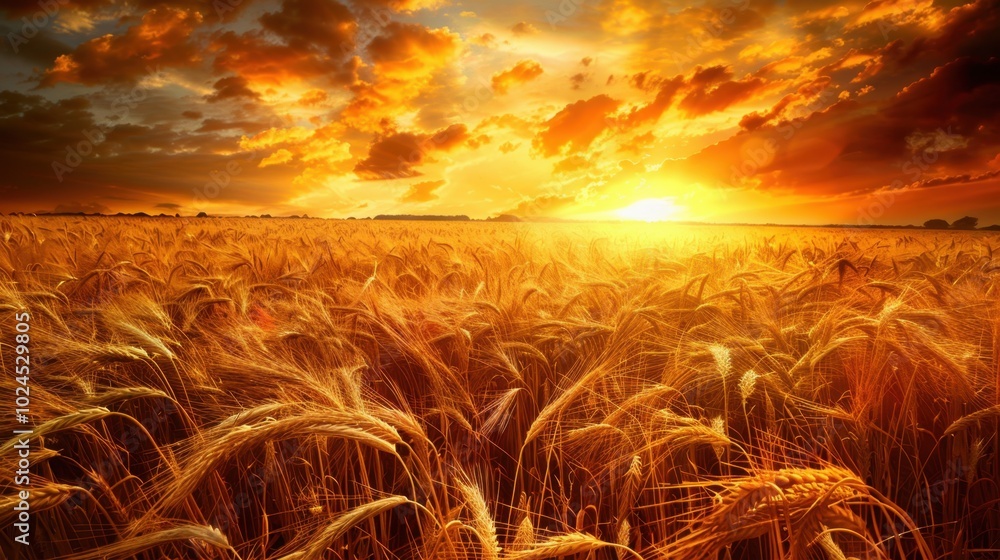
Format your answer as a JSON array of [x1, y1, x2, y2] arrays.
[[1, 216, 999, 559]]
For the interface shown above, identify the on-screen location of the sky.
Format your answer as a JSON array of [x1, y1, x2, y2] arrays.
[[0, 0, 998, 224]]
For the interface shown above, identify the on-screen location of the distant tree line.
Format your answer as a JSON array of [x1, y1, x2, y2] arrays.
[[373, 214, 472, 221], [923, 216, 991, 230]]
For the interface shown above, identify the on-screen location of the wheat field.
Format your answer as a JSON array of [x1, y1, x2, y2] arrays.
[[1, 215, 998, 559]]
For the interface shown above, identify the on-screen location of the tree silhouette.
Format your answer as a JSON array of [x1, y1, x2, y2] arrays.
[[951, 216, 978, 230], [924, 219, 949, 229]]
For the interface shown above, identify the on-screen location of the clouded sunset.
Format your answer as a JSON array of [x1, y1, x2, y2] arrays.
[[2, 0, 998, 223]]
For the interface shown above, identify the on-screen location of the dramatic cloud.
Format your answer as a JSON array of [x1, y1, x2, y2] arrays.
[[678, 72, 769, 117], [620, 76, 685, 126], [659, 56, 1000, 210], [354, 124, 469, 179], [211, 0, 360, 85], [40, 7, 203, 86], [366, 22, 462, 79], [534, 95, 621, 157], [342, 22, 461, 130], [205, 76, 261, 103], [0, 0, 998, 222]]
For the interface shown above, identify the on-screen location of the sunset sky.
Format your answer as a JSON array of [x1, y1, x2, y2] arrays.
[[1, 0, 998, 224]]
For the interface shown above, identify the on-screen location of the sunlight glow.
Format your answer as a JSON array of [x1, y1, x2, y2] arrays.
[[616, 198, 683, 222]]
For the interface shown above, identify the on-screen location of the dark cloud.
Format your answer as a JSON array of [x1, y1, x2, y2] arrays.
[[660, 56, 1000, 199], [0, 25, 72, 67], [196, 118, 269, 133], [39, 7, 203, 86], [1, 0, 999, 220], [259, 0, 355, 56], [211, 0, 360, 85], [212, 30, 362, 85], [205, 76, 262, 103], [354, 123, 469, 180], [620, 76, 685, 127], [0, 0, 109, 16], [900, 169, 1000, 190], [739, 77, 831, 131], [689, 65, 733, 87], [883, 57, 1000, 132], [678, 72, 768, 117], [366, 22, 460, 74], [0, 89, 300, 211]]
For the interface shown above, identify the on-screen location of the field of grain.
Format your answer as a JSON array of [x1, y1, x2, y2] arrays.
[[0, 216, 998, 559]]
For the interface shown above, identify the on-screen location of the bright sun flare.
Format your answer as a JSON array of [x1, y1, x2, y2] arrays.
[[616, 198, 683, 222]]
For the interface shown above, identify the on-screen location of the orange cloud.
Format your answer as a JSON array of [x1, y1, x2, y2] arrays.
[[620, 76, 684, 127], [298, 89, 329, 106], [366, 22, 461, 80], [553, 154, 593, 174], [491, 60, 544, 95], [5, 0, 1000, 222], [534, 95, 621, 157], [353, 0, 448, 12], [212, 31, 362, 85], [355, 124, 469, 180], [40, 7, 203, 86], [205, 76, 261, 103], [468, 134, 491, 148], [400, 179, 446, 202], [511, 21, 538, 35], [739, 77, 832, 131], [678, 73, 769, 117], [260, 149, 294, 167], [211, 0, 360, 85], [470, 33, 497, 47], [342, 22, 462, 130], [850, 0, 941, 31], [498, 141, 521, 154], [237, 123, 354, 187]]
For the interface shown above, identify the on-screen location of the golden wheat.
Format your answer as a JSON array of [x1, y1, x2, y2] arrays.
[[0, 216, 997, 559]]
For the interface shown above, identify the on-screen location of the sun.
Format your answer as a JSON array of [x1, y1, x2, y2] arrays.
[[616, 198, 683, 222]]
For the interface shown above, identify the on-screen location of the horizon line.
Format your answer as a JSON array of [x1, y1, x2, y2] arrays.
[[3, 211, 1000, 231]]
